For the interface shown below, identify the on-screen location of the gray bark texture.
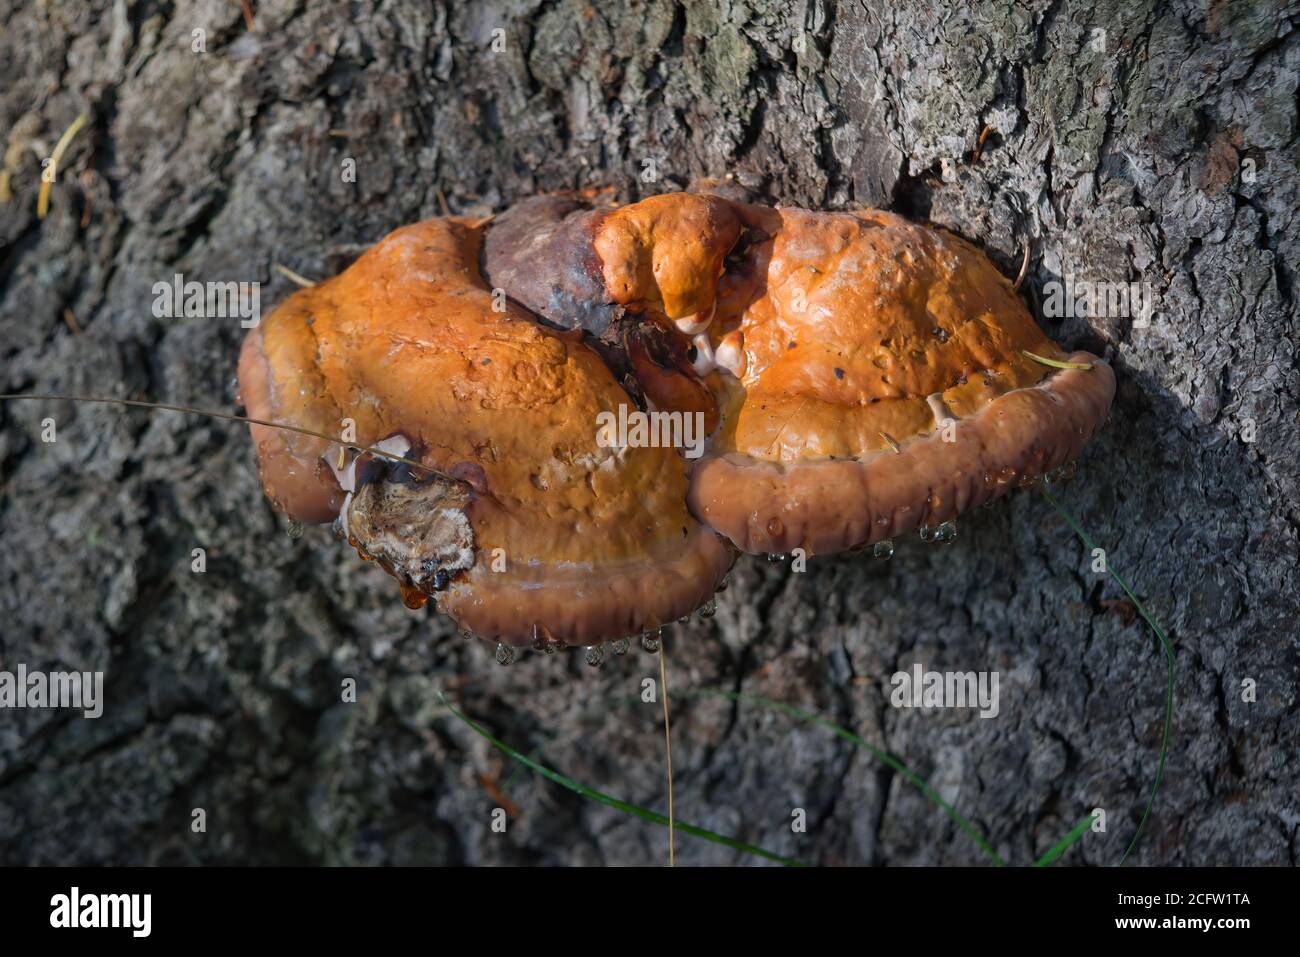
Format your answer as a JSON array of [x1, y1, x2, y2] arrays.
[[0, 0, 1296, 866]]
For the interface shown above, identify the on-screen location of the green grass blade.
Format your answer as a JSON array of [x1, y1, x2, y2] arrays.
[[683, 688, 1007, 866], [1033, 814, 1097, 867], [436, 692, 805, 867], [1040, 484, 1175, 865]]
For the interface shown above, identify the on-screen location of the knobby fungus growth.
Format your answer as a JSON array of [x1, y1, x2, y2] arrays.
[[236, 189, 1115, 651]]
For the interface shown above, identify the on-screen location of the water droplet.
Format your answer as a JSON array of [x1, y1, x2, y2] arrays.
[[285, 518, 304, 540], [495, 643, 515, 666], [698, 598, 717, 619], [873, 539, 895, 560], [585, 644, 605, 667], [932, 326, 950, 343], [431, 568, 451, 591], [640, 631, 661, 653], [612, 637, 631, 656], [935, 520, 958, 543], [918, 525, 937, 543]]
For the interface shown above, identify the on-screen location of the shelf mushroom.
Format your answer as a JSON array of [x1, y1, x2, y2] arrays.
[[682, 206, 1116, 555], [238, 217, 735, 650], [237, 190, 1115, 652]]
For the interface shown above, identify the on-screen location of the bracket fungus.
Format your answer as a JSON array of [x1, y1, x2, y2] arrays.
[[682, 206, 1116, 555], [238, 217, 734, 650], [238, 190, 1114, 653]]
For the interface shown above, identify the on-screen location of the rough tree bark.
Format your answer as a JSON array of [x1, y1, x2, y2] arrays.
[[0, 0, 1295, 866]]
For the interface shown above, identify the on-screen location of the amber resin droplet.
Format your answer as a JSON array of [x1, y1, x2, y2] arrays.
[[399, 581, 428, 609]]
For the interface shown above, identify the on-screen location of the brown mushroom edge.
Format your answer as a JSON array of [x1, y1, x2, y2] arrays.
[[236, 324, 343, 525], [436, 524, 737, 648], [687, 353, 1115, 556], [339, 466, 737, 648]]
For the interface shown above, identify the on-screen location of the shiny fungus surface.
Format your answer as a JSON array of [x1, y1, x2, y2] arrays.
[[238, 191, 1115, 647]]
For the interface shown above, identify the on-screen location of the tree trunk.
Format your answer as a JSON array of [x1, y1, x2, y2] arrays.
[[0, 0, 1295, 865]]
